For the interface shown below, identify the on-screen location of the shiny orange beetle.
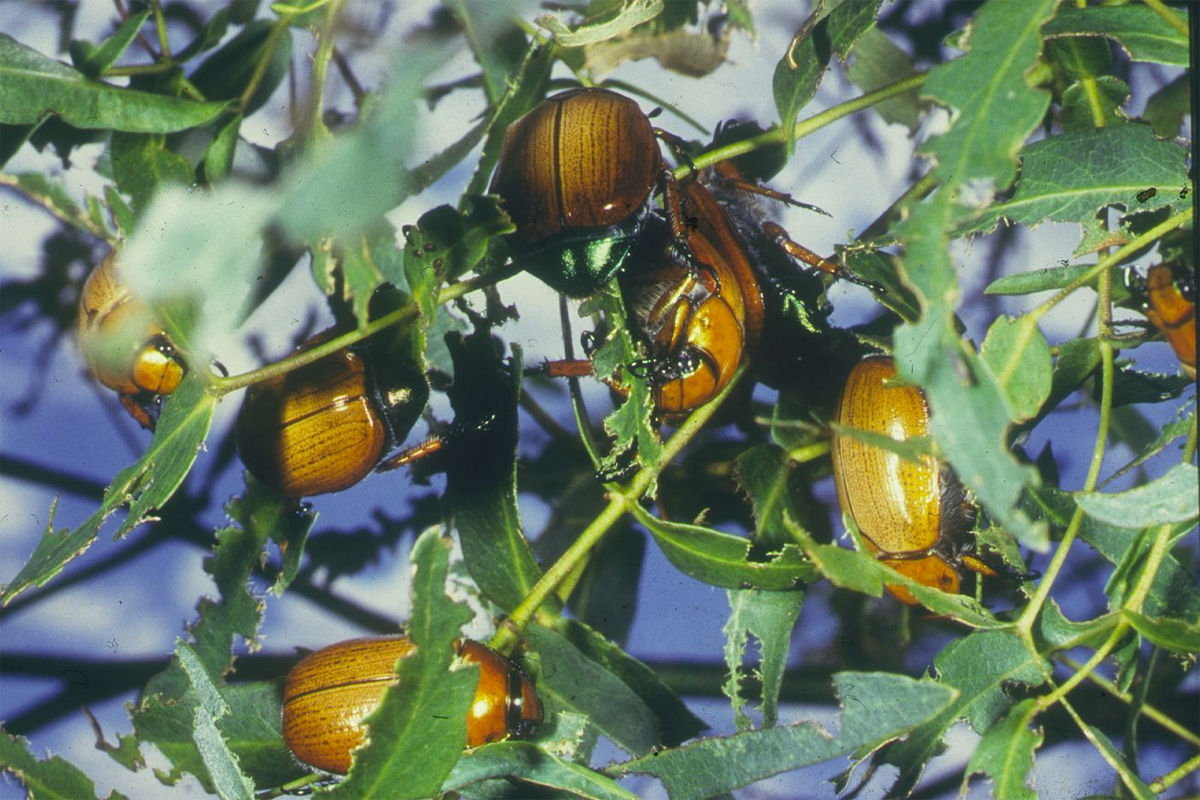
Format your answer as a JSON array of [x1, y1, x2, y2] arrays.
[[282, 635, 542, 774]]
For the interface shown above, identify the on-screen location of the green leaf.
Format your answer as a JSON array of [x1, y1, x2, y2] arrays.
[[326, 531, 476, 797], [0, 171, 111, 239], [525, 623, 660, 756], [444, 331, 544, 612], [1143, 74, 1190, 138], [876, 631, 1049, 796], [1060, 75, 1129, 132], [1, 377, 215, 605], [920, 0, 1053, 202], [630, 503, 814, 590], [129, 480, 293, 792], [177, 645, 256, 800], [979, 315, 1053, 423], [0, 34, 227, 131], [1075, 463, 1198, 528], [723, 589, 804, 730], [964, 699, 1040, 800], [772, 5, 831, 146], [1043, 5, 1189, 66], [109, 132, 195, 212], [201, 112, 242, 184], [843, 27, 920, 131], [0, 725, 107, 800], [801, 541, 999, 627], [613, 671, 956, 800], [984, 262, 1095, 296], [444, 741, 638, 799], [188, 20, 292, 115], [549, 617, 707, 748], [1124, 610, 1200, 654], [892, 0, 1056, 554], [968, 125, 1189, 236], [68, 7, 152, 77], [536, 0, 663, 47]]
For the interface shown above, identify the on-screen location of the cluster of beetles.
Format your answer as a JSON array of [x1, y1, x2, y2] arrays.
[[75, 86, 1196, 775]]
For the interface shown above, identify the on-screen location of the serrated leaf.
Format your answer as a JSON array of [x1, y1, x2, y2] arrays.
[[893, 0, 1055, 555], [613, 671, 956, 800], [0, 34, 227, 131], [548, 617, 706, 748], [0, 725, 107, 800], [979, 315, 1053, 422], [444, 741, 638, 799], [1043, 5, 1188, 66], [919, 0, 1054, 202], [968, 125, 1189, 236], [876, 631, 1049, 796], [964, 699, 1040, 800], [525, 623, 660, 756], [772, 5, 831, 145], [630, 503, 813, 590], [723, 589, 804, 730], [537, 0, 663, 47], [324, 531, 476, 798], [1076, 463, 1198, 528], [177, 645, 256, 800], [1, 377, 214, 605]]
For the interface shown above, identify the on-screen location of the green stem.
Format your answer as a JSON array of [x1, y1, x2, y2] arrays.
[[685, 72, 928, 175], [209, 270, 493, 395], [492, 363, 749, 654], [1150, 750, 1200, 794], [1058, 653, 1200, 747], [238, 16, 292, 112]]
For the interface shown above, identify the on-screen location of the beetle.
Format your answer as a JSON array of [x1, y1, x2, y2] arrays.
[[621, 179, 766, 414], [489, 87, 692, 298], [830, 356, 994, 604], [282, 635, 543, 775], [1127, 262, 1196, 379], [235, 320, 428, 498], [76, 250, 186, 430]]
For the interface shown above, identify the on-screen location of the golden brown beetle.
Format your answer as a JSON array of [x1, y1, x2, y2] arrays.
[[490, 87, 687, 297], [76, 250, 185, 429], [235, 325, 428, 498], [282, 635, 542, 774], [621, 179, 766, 414], [831, 356, 994, 604]]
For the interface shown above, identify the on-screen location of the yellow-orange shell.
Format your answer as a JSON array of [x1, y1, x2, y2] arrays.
[[77, 251, 184, 402], [281, 635, 542, 775]]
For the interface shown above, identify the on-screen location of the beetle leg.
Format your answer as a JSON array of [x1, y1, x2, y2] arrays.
[[659, 170, 722, 294], [653, 127, 698, 178], [629, 346, 702, 384], [119, 393, 157, 430], [723, 177, 832, 218], [532, 358, 595, 379], [375, 414, 496, 473], [763, 221, 883, 293]]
